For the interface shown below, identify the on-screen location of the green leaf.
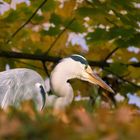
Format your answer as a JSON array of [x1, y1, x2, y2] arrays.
[[41, 0, 56, 12], [105, 62, 128, 76], [68, 20, 86, 33], [4, 10, 19, 22], [115, 38, 129, 48], [120, 83, 136, 95], [40, 27, 61, 36], [86, 28, 110, 44], [128, 33, 140, 47], [77, 5, 108, 18], [17, 3, 33, 15], [77, 7, 95, 17], [32, 15, 45, 23], [50, 13, 62, 25], [114, 33, 140, 48], [109, 27, 135, 39]]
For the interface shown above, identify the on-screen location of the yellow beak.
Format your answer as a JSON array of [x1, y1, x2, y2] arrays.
[[85, 66, 115, 94]]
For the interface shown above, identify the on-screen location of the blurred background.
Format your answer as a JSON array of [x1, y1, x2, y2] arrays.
[[0, 0, 140, 139]]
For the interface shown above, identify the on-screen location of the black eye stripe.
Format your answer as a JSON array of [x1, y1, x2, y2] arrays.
[[70, 55, 88, 66]]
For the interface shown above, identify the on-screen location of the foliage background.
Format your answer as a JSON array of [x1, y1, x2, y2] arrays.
[[0, 0, 140, 139]]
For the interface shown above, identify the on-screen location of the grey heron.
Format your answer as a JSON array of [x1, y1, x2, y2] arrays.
[[0, 54, 114, 111]]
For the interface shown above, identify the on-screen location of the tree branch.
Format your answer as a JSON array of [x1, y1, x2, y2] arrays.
[[0, 50, 61, 62], [6, 0, 48, 44], [1, 50, 140, 68], [128, 62, 140, 67]]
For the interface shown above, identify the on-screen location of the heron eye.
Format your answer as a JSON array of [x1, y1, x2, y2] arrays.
[[85, 65, 88, 69]]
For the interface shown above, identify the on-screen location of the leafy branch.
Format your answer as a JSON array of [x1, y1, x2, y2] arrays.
[[85, 0, 120, 62], [6, 0, 48, 44], [44, 18, 76, 56], [105, 69, 140, 89], [4, 0, 75, 75]]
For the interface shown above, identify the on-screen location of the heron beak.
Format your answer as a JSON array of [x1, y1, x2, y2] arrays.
[[84, 66, 115, 94]]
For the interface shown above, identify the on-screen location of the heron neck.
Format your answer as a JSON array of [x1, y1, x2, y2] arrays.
[[50, 67, 75, 93], [50, 68, 75, 109]]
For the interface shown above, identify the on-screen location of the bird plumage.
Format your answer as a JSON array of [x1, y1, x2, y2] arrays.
[[0, 68, 46, 110]]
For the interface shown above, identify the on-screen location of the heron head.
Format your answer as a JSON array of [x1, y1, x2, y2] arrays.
[[70, 54, 114, 94]]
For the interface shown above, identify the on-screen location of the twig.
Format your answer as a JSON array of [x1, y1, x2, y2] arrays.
[[42, 61, 50, 77], [104, 46, 119, 61], [44, 18, 76, 56], [105, 69, 140, 89], [6, 0, 48, 44], [105, 17, 119, 27]]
